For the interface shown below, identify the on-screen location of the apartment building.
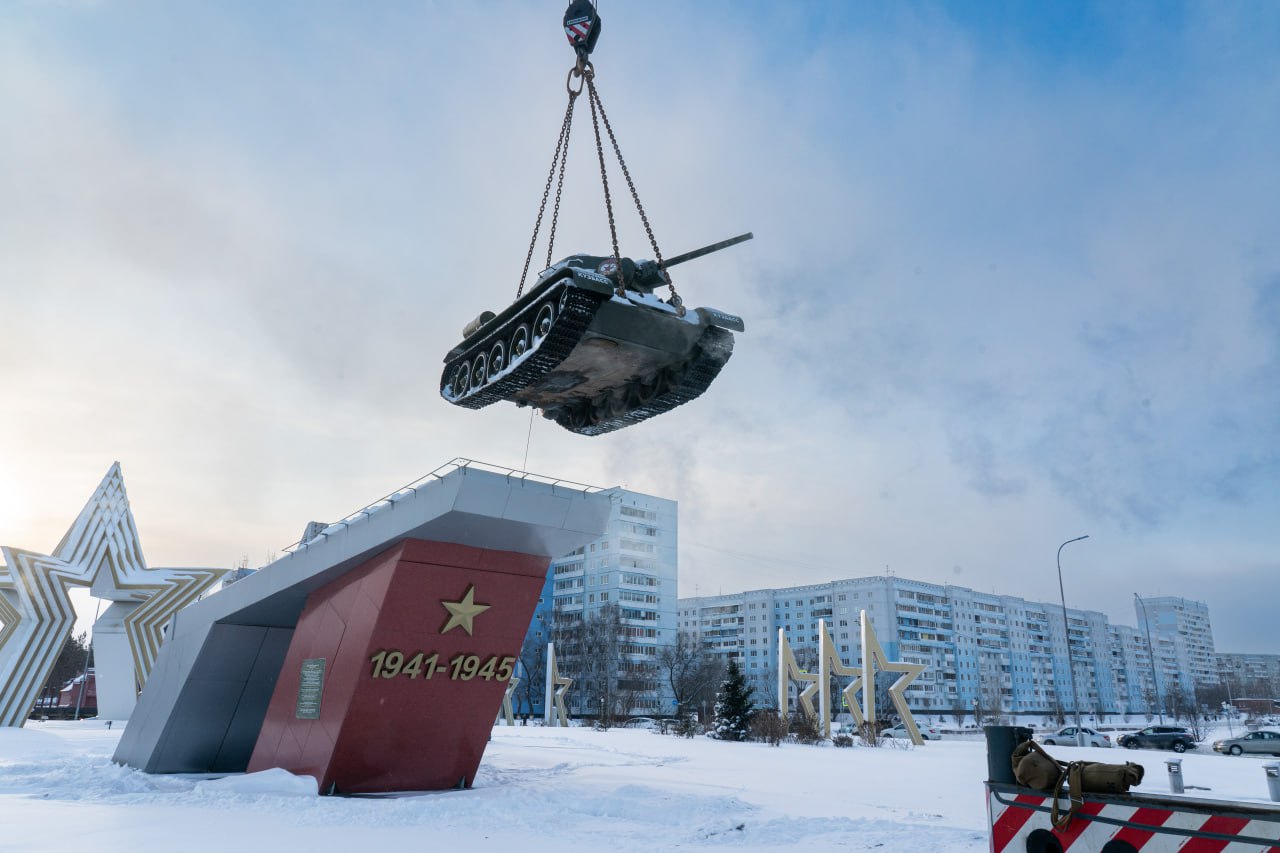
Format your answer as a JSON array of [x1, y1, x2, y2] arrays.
[[518, 488, 678, 717], [1134, 596, 1216, 701], [1215, 652, 1280, 696], [680, 576, 1216, 718]]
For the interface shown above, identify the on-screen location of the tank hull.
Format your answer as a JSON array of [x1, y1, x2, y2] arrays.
[[440, 264, 741, 435]]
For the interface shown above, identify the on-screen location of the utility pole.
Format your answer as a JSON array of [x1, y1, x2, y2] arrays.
[[1134, 593, 1165, 725], [1057, 535, 1089, 746]]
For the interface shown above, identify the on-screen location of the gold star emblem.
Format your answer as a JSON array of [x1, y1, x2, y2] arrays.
[[440, 584, 490, 636]]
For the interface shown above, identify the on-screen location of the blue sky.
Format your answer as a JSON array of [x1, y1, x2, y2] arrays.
[[1, 2, 1277, 652]]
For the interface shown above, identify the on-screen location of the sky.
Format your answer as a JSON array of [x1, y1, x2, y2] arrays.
[[1, 2, 1277, 652]]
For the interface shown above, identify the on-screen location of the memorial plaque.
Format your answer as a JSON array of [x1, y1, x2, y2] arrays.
[[296, 658, 325, 719]]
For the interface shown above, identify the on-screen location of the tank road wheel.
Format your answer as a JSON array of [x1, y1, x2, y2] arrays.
[[533, 303, 555, 343], [470, 354, 488, 392], [510, 324, 532, 362], [559, 403, 591, 431], [1229, 745, 1242, 756], [451, 362, 471, 398], [487, 341, 506, 379], [595, 390, 627, 419], [628, 376, 661, 406]]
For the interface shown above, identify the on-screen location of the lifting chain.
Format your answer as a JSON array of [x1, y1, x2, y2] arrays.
[[516, 63, 585, 299], [584, 72, 675, 305], [517, 47, 678, 310]]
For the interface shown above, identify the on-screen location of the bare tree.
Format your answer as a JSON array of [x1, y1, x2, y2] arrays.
[[792, 645, 819, 673], [872, 669, 896, 728], [1195, 683, 1229, 717], [570, 604, 623, 725], [618, 657, 659, 718], [656, 632, 723, 720], [973, 670, 1005, 728], [1165, 683, 1203, 737], [1140, 685, 1157, 723], [753, 671, 780, 712], [1245, 677, 1272, 703], [516, 632, 547, 720]]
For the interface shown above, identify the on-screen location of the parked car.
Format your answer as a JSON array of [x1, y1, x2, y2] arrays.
[[623, 717, 658, 730], [1040, 726, 1112, 748], [882, 722, 942, 740], [1213, 730, 1280, 756], [1117, 725, 1198, 753]]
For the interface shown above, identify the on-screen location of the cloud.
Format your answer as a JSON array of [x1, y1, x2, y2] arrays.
[[1, 2, 1278, 650]]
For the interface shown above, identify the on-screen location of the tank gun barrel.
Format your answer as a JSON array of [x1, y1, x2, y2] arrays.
[[662, 232, 753, 269]]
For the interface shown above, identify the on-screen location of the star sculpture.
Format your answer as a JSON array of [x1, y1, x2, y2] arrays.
[[0, 464, 227, 726], [545, 642, 572, 727], [817, 620, 861, 739], [500, 674, 522, 726], [440, 585, 490, 636], [841, 609, 927, 745], [777, 628, 820, 728]]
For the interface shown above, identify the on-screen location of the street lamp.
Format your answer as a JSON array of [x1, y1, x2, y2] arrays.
[[1056, 535, 1088, 745], [1134, 593, 1165, 725], [1223, 670, 1236, 737]]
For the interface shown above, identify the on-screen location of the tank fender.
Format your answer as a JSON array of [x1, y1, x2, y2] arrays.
[[566, 268, 618, 294], [696, 307, 745, 332]]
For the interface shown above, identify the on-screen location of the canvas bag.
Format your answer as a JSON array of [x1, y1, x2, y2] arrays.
[[1011, 740, 1065, 791], [1049, 757, 1147, 829], [1077, 760, 1144, 794]]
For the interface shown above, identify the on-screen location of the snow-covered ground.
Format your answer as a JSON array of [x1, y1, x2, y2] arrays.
[[2, 721, 1277, 852]]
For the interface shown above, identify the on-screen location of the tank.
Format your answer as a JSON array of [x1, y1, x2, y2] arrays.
[[440, 233, 750, 436]]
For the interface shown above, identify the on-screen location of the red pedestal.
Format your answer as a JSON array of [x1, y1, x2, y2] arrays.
[[246, 539, 547, 793]]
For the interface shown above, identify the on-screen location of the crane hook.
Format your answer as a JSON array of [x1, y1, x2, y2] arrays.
[[563, 0, 602, 64]]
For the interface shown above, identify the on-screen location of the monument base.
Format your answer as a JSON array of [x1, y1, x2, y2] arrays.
[[246, 539, 547, 793]]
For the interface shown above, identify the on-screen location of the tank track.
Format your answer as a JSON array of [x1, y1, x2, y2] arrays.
[[440, 283, 607, 410], [553, 325, 735, 436]]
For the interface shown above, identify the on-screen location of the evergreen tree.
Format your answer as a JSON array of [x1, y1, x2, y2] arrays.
[[34, 632, 92, 713], [713, 657, 754, 741]]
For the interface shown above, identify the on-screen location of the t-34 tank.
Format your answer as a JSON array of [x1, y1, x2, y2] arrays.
[[440, 233, 750, 436]]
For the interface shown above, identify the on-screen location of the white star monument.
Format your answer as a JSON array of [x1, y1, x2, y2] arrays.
[[0, 464, 227, 725]]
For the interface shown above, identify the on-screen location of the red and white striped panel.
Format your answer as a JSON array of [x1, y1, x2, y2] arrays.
[[988, 789, 1280, 852], [564, 19, 591, 43]]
